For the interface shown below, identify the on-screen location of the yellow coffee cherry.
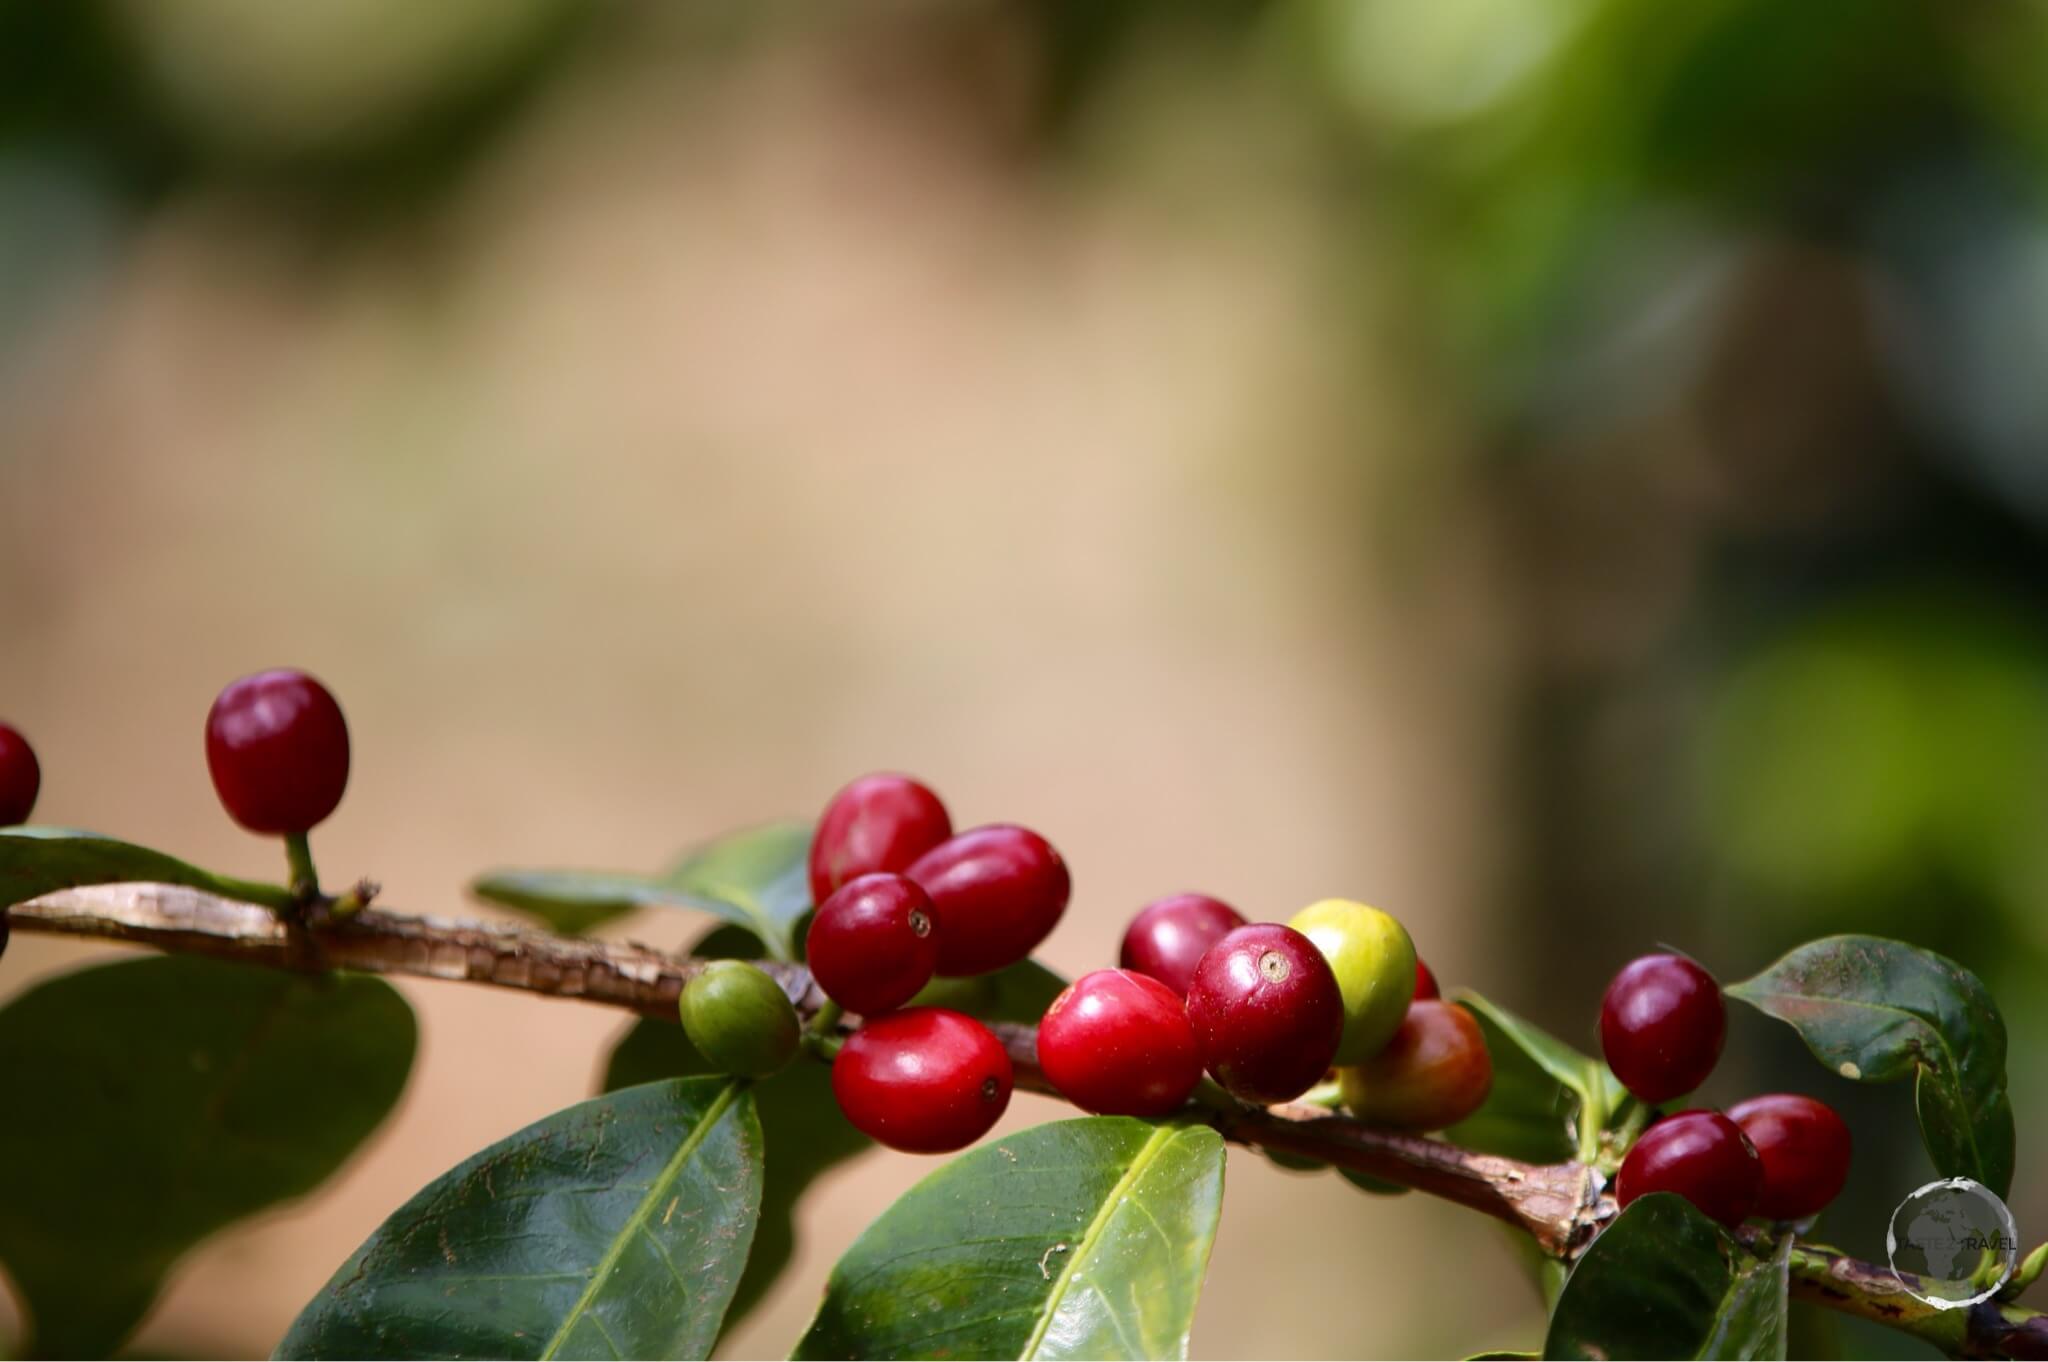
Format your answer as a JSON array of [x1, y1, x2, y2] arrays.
[[1286, 898, 1416, 1065]]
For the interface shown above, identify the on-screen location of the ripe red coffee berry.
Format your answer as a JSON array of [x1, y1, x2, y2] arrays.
[[1414, 957, 1439, 1001], [205, 670, 351, 835], [806, 873, 940, 1017], [832, 1007, 1012, 1153], [808, 774, 952, 906], [1726, 1093, 1853, 1220], [1338, 1000, 1493, 1130], [1184, 923, 1344, 1105], [0, 724, 40, 826], [1119, 893, 1246, 997], [1038, 969, 1203, 1117], [1616, 1109, 1762, 1226], [907, 824, 1070, 976], [1600, 953, 1725, 1103]]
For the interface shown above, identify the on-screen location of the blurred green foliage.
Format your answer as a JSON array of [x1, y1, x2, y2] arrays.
[[1701, 592, 2048, 942]]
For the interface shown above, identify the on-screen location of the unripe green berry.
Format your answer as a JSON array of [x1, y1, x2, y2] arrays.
[[679, 961, 801, 1078], [1287, 898, 1416, 1065]]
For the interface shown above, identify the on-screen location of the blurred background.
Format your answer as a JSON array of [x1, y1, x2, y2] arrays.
[[2, 0, 2045, 1356]]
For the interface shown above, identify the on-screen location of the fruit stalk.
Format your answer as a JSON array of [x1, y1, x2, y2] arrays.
[[6, 880, 2041, 1358], [283, 831, 319, 903], [803, 999, 845, 1060]]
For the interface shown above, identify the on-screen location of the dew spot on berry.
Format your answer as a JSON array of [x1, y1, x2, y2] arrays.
[[909, 910, 931, 938], [981, 1077, 1001, 1103], [1259, 951, 1291, 983]]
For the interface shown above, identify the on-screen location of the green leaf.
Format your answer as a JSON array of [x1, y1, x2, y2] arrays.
[[662, 821, 814, 960], [278, 1077, 763, 1361], [0, 957, 414, 1359], [1544, 1195, 1789, 1360], [907, 957, 1069, 1023], [1447, 992, 1623, 1165], [0, 826, 294, 911], [602, 923, 869, 1333], [474, 821, 814, 956], [1726, 934, 2014, 1197], [1702, 1232, 1794, 1360], [471, 869, 699, 937], [795, 1118, 1226, 1361]]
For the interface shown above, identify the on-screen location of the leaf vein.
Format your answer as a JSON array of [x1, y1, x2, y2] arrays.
[[537, 1080, 742, 1360], [1019, 1125, 1178, 1360]]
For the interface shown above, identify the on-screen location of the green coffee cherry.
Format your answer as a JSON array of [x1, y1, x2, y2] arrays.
[[679, 961, 801, 1078], [1287, 898, 1416, 1065]]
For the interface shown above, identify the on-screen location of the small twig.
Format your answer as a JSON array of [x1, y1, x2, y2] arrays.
[[328, 878, 380, 919], [1771, 1237, 2048, 1359], [8, 882, 809, 1014], [5, 882, 2040, 1358]]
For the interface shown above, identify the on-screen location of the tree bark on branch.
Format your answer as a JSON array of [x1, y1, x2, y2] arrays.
[[7, 882, 2043, 1359]]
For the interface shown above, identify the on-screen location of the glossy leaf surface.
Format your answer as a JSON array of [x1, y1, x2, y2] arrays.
[[1545, 1194, 1788, 1360], [602, 921, 868, 1332], [1727, 934, 2013, 1197], [1447, 991, 1624, 1164], [278, 1077, 762, 1360], [795, 1118, 1226, 1360]]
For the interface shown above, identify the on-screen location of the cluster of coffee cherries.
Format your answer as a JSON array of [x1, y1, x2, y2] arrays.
[[1051, 893, 1489, 1131], [799, 774, 1069, 1152], [1602, 953, 1852, 1224], [781, 771, 1494, 1154]]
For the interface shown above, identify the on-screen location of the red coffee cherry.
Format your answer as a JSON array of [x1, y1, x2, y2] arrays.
[[205, 670, 350, 835], [832, 1007, 1012, 1153], [1600, 953, 1725, 1103], [1616, 1109, 1762, 1226], [0, 724, 41, 826], [808, 774, 952, 906], [1119, 893, 1246, 997], [1184, 923, 1344, 1105], [1038, 969, 1203, 1117], [1414, 957, 1439, 1001], [806, 873, 940, 1017], [1337, 1000, 1493, 1130], [907, 824, 1070, 977], [1726, 1093, 1853, 1220]]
